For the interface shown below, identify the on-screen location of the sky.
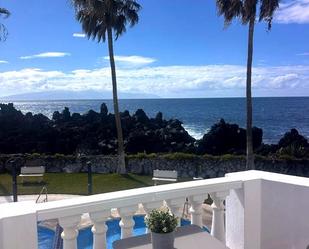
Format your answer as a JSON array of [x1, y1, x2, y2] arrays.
[[0, 0, 309, 98]]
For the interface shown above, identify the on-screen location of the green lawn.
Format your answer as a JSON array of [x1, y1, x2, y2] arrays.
[[0, 173, 154, 196]]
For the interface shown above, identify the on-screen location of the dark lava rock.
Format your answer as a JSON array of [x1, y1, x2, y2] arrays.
[[278, 129, 309, 149], [100, 103, 108, 116], [196, 119, 263, 155], [0, 103, 195, 155], [3, 103, 302, 157]]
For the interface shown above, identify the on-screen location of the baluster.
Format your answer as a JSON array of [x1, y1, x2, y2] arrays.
[[89, 210, 110, 249], [118, 206, 137, 239], [143, 201, 163, 233], [59, 215, 81, 249], [189, 195, 205, 227], [166, 198, 185, 226], [210, 191, 229, 243]]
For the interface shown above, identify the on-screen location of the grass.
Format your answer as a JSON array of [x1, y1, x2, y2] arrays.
[[0, 173, 154, 196]]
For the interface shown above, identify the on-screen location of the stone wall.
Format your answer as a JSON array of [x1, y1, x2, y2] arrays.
[[127, 156, 309, 178], [0, 154, 308, 178]]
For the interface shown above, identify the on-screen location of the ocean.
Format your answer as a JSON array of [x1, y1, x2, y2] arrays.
[[2, 97, 309, 144]]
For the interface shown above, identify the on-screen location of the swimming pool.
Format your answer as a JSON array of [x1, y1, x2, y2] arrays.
[[38, 215, 209, 249]]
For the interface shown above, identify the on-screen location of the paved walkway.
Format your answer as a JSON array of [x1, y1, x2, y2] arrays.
[[0, 194, 80, 204]]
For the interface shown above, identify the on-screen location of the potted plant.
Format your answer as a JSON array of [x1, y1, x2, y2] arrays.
[[145, 208, 178, 249]]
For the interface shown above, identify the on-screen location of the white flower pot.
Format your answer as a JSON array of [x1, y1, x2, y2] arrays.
[[151, 231, 175, 249]]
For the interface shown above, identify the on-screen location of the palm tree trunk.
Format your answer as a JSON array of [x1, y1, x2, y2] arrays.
[[107, 27, 126, 174], [246, 17, 255, 170]]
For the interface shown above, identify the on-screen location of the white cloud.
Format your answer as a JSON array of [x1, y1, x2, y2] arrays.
[[20, 52, 71, 60], [103, 55, 156, 67], [0, 64, 309, 98], [0, 60, 8, 64], [73, 33, 86, 38], [275, 0, 309, 24], [268, 73, 299, 88]]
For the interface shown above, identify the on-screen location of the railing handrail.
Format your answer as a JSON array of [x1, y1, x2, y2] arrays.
[[36, 186, 48, 203], [35, 177, 242, 221]]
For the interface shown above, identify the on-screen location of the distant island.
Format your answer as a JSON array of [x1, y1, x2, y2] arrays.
[[0, 90, 160, 101]]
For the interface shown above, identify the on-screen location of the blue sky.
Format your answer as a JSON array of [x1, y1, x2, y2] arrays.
[[0, 0, 309, 98]]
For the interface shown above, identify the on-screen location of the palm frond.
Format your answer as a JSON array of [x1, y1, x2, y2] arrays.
[[72, 0, 140, 42], [216, 0, 280, 30], [259, 0, 280, 30], [114, 14, 127, 39], [0, 7, 10, 41], [216, 0, 243, 27], [0, 7, 10, 18], [242, 0, 257, 24], [121, 0, 141, 26], [0, 24, 8, 41]]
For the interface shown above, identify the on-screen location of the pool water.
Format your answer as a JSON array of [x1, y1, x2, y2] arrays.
[[38, 215, 209, 249]]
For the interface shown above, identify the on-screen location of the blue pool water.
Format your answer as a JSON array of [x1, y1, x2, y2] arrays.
[[38, 216, 208, 249]]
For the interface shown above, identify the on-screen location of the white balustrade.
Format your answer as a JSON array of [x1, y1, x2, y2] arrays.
[[5, 170, 309, 249], [59, 215, 81, 249], [118, 206, 137, 239], [89, 210, 110, 249], [211, 191, 229, 243], [143, 201, 163, 233], [166, 198, 185, 226], [143, 201, 163, 214], [189, 195, 205, 227], [0, 175, 243, 249]]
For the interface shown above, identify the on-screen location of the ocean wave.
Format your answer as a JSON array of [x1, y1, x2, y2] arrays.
[[182, 124, 209, 140]]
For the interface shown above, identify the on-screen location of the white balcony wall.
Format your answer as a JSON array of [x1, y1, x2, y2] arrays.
[[226, 171, 309, 249], [3, 170, 309, 249], [0, 176, 242, 249], [225, 187, 245, 249], [0, 201, 38, 249], [260, 178, 309, 248]]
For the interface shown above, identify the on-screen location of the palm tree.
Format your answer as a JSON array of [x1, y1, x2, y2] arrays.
[[72, 0, 141, 174], [216, 0, 280, 169], [0, 7, 10, 41]]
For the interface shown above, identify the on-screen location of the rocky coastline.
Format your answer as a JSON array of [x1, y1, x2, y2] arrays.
[[1, 102, 308, 159]]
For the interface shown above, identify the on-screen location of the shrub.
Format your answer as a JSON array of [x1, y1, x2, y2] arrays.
[[278, 129, 308, 149], [162, 152, 196, 160], [255, 144, 278, 156], [219, 154, 245, 161], [127, 152, 157, 159], [277, 144, 309, 159], [26, 153, 41, 159], [145, 208, 178, 234]]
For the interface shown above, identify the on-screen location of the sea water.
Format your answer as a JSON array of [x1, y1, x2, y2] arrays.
[[3, 97, 309, 144]]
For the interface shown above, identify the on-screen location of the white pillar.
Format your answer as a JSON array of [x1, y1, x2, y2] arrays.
[[166, 198, 185, 226], [189, 195, 205, 227], [59, 215, 81, 249], [143, 201, 163, 233], [226, 187, 245, 249], [211, 191, 229, 243], [0, 202, 38, 249], [89, 210, 110, 249], [118, 206, 137, 239]]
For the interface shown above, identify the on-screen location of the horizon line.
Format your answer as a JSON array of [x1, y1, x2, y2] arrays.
[[1, 96, 309, 102]]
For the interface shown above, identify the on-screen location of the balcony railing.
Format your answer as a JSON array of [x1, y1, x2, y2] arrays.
[[3, 170, 309, 249], [0, 176, 242, 249]]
